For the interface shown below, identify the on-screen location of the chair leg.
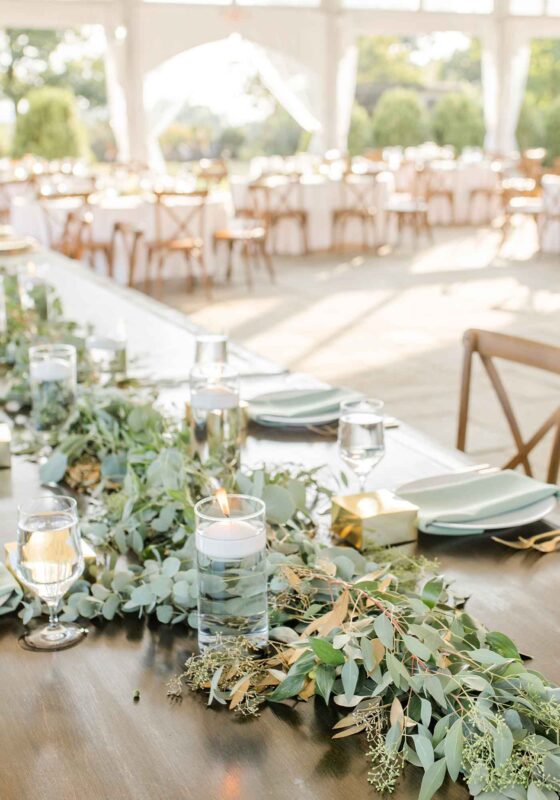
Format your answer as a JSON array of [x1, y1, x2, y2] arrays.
[[226, 240, 234, 283], [301, 217, 309, 256], [241, 242, 253, 290], [182, 251, 194, 292], [199, 251, 212, 300], [261, 240, 275, 283]]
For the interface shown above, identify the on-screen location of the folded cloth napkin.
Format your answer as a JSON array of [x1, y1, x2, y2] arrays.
[[248, 387, 362, 423], [398, 469, 559, 535]]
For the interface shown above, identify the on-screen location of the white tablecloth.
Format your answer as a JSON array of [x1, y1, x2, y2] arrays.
[[230, 174, 395, 255], [10, 192, 230, 285], [541, 175, 560, 255]]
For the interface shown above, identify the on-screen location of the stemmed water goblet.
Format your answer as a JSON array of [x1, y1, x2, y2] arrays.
[[337, 398, 385, 492], [15, 495, 87, 651]]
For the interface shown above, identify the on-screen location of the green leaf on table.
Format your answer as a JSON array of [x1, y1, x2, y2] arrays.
[[101, 453, 127, 480], [161, 556, 181, 577], [309, 637, 345, 666], [424, 675, 447, 709], [486, 631, 522, 662], [469, 649, 509, 666], [341, 658, 359, 701], [444, 718, 463, 781], [39, 450, 67, 484], [315, 664, 336, 705], [419, 757, 447, 800], [156, 604, 174, 624], [262, 484, 296, 525], [421, 578, 444, 609], [493, 723, 514, 767], [267, 673, 306, 702], [403, 634, 432, 662], [413, 734, 435, 771], [374, 612, 394, 649]]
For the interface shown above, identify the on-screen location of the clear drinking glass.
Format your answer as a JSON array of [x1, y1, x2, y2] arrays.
[[338, 398, 385, 492], [188, 363, 241, 469], [86, 332, 127, 385], [29, 344, 77, 432], [194, 333, 228, 365], [195, 493, 268, 651], [15, 495, 87, 651], [18, 269, 49, 321]]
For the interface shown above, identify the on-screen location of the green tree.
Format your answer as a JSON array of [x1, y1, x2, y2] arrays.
[[356, 36, 424, 112], [525, 39, 560, 109], [543, 97, 560, 162], [13, 86, 87, 159], [347, 103, 371, 157], [516, 94, 545, 152], [371, 88, 428, 148], [437, 39, 482, 84], [431, 91, 484, 153]]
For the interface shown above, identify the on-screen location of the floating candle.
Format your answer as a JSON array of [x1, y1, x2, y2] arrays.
[[30, 359, 73, 383], [196, 518, 265, 560]]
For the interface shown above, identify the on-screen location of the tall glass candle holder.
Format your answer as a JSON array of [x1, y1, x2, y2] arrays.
[[195, 493, 268, 650], [29, 344, 77, 432], [188, 363, 241, 469]]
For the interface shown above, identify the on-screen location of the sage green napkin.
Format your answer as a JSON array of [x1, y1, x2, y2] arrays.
[[398, 470, 559, 535], [248, 387, 362, 424]]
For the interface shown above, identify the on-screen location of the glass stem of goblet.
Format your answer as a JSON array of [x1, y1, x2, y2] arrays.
[[46, 601, 60, 630], [358, 474, 367, 493]]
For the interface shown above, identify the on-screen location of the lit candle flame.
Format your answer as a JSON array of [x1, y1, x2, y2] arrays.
[[216, 488, 230, 517]]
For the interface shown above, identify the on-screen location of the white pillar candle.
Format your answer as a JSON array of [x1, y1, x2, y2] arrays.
[[191, 386, 239, 410], [196, 519, 266, 560], [87, 336, 125, 352], [30, 359, 73, 382]]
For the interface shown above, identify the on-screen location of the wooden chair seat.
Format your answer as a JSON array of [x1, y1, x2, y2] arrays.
[[386, 194, 428, 214], [148, 236, 203, 252], [457, 328, 560, 483], [213, 218, 273, 289], [333, 206, 376, 219], [214, 226, 266, 242]]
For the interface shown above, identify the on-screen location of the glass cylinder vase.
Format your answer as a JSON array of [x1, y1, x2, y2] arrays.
[[195, 493, 268, 651]]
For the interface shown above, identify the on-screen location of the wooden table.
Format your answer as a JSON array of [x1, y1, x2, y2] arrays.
[[0, 252, 558, 800]]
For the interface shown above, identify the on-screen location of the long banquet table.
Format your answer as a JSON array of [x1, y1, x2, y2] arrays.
[[0, 251, 559, 800]]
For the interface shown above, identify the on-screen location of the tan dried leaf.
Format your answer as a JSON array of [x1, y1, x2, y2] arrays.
[[390, 697, 404, 730], [229, 675, 252, 710], [302, 589, 349, 638], [332, 722, 368, 739]]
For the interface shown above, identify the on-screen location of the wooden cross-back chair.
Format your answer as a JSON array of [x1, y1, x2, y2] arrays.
[[457, 329, 560, 484], [332, 173, 379, 251], [249, 176, 308, 255], [38, 191, 93, 256], [63, 213, 142, 284], [385, 167, 432, 246], [147, 189, 210, 296], [422, 166, 455, 224]]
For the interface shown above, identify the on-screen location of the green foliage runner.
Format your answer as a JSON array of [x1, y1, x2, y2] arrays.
[[0, 264, 559, 800]]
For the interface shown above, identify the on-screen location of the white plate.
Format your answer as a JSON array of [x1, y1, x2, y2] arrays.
[[254, 413, 400, 429], [397, 471, 557, 531]]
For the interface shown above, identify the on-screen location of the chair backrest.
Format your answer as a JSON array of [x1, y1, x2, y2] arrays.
[[153, 189, 207, 244], [112, 222, 143, 286], [39, 193, 91, 249], [339, 173, 378, 211], [457, 328, 560, 483]]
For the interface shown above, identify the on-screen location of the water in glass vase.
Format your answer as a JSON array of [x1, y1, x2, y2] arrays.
[[189, 390, 241, 469], [197, 547, 268, 649], [17, 511, 83, 601]]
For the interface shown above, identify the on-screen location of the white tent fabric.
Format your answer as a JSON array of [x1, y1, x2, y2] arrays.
[[143, 35, 322, 171], [105, 32, 131, 162], [482, 32, 530, 154]]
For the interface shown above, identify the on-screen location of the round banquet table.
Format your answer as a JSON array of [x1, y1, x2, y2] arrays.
[[10, 192, 231, 285], [541, 174, 560, 255], [230, 173, 395, 255]]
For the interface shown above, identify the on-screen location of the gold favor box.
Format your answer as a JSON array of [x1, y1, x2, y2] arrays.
[[4, 539, 97, 580], [332, 490, 419, 549]]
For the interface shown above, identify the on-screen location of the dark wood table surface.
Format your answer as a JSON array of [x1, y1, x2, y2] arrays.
[[0, 253, 558, 800]]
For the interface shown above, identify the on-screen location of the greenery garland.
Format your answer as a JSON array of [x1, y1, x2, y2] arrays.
[[0, 263, 559, 800]]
